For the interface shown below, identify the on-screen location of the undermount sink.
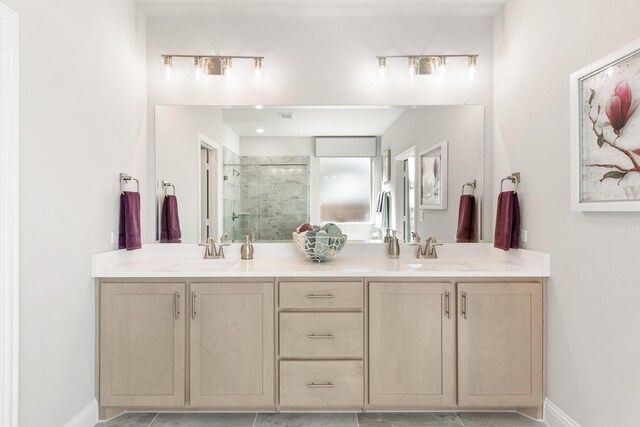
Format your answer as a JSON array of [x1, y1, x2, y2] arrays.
[[170, 259, 238, 272], [401, 259, 474, 271]]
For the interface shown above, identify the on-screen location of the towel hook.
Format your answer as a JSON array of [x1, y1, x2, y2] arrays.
[[162, 180, 176, 196], [500, 174, 519, 193], [461, 180, 476, 196], [120, 173, 139, 193]]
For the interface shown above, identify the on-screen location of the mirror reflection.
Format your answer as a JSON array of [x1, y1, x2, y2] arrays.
[[155, 105, 484, 243]]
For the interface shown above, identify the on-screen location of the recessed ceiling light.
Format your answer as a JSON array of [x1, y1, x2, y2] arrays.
[[256, 128, 265, 133], [254, 105, 263, 110]]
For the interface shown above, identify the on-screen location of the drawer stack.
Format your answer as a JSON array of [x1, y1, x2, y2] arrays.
[[277, 280, 364, 409]]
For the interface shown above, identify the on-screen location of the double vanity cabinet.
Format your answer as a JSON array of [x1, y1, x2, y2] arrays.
[[96, 275, 544, 419]]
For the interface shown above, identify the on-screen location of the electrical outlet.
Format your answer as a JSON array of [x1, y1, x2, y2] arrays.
[[110, 231, 117, 245], [520, 229, 528, 243], [419, 211, 424, 221]]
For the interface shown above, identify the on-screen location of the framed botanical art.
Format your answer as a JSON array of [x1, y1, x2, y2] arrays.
[[571, 37, 640, 211], [419, 141, 448, 210]]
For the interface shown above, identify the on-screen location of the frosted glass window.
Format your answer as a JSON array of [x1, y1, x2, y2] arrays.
[[318, 157, 372, 222]]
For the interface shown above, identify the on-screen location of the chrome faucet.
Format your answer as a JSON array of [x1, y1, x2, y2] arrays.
[[417, 236, 443, 259], [199, 234, 231, 259]]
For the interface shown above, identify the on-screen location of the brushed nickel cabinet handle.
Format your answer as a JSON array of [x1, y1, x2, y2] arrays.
[[192, 292, 197, 320], [306, 294, 336, 299], [306, 334, 335, 339], [307, 382, 335, 388], [461, 292, 467, 319], [174, 291, 180, 319], [445, 291, 450, 319]]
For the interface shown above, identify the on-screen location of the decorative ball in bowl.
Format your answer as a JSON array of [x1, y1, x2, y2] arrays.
[[292, 223, 347, 263]]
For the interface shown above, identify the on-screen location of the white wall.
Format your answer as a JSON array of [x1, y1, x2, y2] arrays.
[[381, 106, 485, 242], [156, 106, 240, 242], [0, 0, 147, 425], [493, 1, 640, 425]]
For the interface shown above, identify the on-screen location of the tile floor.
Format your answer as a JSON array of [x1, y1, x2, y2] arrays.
[[95, 411, 547, 427]]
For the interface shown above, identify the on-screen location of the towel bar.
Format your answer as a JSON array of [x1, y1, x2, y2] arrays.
[[120, 173, 139, 193], [162, 180, 176, 196], [500, 174, 519, 192], [461, 180, 476, 196]]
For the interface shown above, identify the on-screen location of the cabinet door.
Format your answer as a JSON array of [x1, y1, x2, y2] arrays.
[[100, 282, 186, 407], [190, 282, 274, 408], [457, 282, 543, 407], [369, 282, 456, 407]]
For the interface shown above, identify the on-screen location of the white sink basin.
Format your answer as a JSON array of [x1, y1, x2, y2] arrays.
[[170, 259, 238, 272], [401, 259, 474, 271]]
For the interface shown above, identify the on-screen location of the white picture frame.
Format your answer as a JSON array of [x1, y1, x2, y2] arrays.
[[571, 37, 640, 211], [419, 141, 448, 210]]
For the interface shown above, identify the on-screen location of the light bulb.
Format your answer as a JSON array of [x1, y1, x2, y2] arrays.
[[254, 57, 263, 81], [223, 58, 232, 79], [438, 56, 447, 76], [378, 57, 387, 81], [254, 105, 264, 110], [194, 57, 203, 81], [163, 56, 173, 81], [468, 55, 478, 80], [408, 57, 417, 81]]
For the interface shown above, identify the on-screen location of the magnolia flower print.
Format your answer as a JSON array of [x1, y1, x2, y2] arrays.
[[587, 80, 640, 183], [601, 81, 640, 136]]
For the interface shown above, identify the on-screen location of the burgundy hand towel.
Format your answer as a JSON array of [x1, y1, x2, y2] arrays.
[[118, 191, 142, 251], [456, 194, 476, 242], [510, 192, 521, 249], [494, 191, 520, 251], [161, 195, 182, 243]]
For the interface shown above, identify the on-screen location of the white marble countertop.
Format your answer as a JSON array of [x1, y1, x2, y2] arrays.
[[91, 242, 550, 278]]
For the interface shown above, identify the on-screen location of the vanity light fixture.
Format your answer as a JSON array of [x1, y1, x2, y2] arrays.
[[376, 54, 479, 79], [161, 54, 265, 80]]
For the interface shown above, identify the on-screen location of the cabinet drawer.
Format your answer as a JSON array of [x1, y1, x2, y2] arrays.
[[280, 312, 363, 358], [279, 281, 363, 310], [279, 361, 363, 408]]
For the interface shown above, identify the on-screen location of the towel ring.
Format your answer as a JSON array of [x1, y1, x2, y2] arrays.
[[461, 180, 476, 196], [162, 180, 176, 196], [120, 174, 139, 193], [500, 175, 519, 193]]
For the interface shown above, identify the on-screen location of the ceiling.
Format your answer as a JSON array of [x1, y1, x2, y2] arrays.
[[136, 0, 506, 18], [222, 106, 406, 137]]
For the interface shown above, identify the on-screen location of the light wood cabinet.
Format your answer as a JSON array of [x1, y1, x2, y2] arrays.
[[368, 282, 456, 407], [190, 282, 274, 408], [457, 282, 543, 408], [99, 282, 186, 407]]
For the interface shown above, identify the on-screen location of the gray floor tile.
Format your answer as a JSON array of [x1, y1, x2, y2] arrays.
[[95, 412, 158, 427], [358, 412, 462, 427], [456, 412, 546, 427], [255, 413, 358, 427], [150, 413, 256, 427]]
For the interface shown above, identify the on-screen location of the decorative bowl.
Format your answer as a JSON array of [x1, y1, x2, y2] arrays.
[[292, 232, 348, 263]]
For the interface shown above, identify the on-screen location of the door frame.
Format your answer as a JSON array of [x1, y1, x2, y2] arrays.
[[0, 3, 19, 427], [197, 133, 223, 241]]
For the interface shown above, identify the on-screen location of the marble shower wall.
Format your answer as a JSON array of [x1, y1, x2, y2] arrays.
[[223, 154, 310, 242]]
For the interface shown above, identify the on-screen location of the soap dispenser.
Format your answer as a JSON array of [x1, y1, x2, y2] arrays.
[[387, 230, 400, 259], [241, 234, 254, 260]]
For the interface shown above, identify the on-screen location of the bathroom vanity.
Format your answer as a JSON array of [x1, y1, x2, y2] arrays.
[[92, 243, 549, 420]]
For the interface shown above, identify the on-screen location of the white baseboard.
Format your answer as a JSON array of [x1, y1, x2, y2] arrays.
[[545, 399, 581, 427], [63, 400, 98, 427]]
